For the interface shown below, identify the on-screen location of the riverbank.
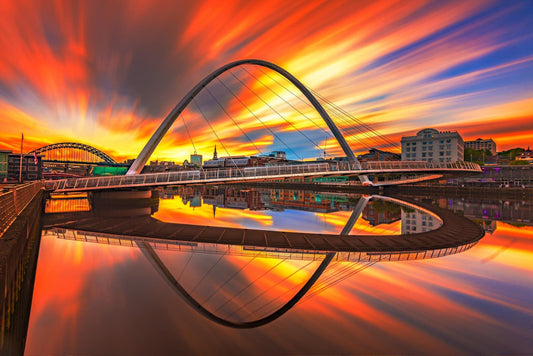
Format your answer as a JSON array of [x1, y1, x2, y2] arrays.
[[228, 182, 532, 200]]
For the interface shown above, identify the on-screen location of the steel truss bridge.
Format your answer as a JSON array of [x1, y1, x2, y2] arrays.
[[43, 59, 482, 192], [29, 142, 122, 166]]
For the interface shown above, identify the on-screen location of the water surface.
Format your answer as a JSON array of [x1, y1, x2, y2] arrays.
[[25, 188, 533, 355]]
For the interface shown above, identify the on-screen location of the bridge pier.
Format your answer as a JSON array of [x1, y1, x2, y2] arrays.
[[89, 190, 159, 217]]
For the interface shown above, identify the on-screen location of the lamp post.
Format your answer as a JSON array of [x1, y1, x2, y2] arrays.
[[19, 133, 23, 184]]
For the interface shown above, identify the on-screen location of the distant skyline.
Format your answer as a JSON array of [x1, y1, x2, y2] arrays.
[[1, 0, 532, 162]]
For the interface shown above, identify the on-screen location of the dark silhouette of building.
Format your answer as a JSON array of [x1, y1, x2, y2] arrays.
[[7, 153, 43, 181]]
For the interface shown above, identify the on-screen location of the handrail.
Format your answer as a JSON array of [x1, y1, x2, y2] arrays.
[[44, 160, 481, 192], [0, 181, 43, 237]]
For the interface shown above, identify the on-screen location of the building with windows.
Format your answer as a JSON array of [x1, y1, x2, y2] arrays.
[[0, 149, 11, 181], [190, 154, 203, 167], [401, 128, 464, 163], [464, 138, 496, 154], [401, 209, 441, 234], [7, 153, 43, 181]]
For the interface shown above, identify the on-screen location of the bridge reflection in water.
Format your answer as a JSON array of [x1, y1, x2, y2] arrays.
[[41, 188, 484, 328]]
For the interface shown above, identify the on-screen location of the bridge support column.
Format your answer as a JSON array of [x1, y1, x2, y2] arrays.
[[90, 190, 159, 217]]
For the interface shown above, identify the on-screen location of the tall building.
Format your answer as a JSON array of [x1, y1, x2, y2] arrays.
[[190, 154, 203, 167], [464, 138, 496, 154], [401, 128, 464, 163]]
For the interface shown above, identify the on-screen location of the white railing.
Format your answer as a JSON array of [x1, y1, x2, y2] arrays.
[[44, 160, 481, 192]]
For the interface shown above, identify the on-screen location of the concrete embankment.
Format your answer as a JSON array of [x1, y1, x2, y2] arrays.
[[229, 182, 532, 200], [0, 185, 44, 356], [386, 184, 533, 200]]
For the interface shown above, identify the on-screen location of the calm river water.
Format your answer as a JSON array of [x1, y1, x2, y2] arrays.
[[24, 187, 533, 355]]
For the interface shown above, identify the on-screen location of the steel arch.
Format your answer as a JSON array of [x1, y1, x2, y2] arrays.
[[127, 59, 361, 175], [29, 142, 117, 164]]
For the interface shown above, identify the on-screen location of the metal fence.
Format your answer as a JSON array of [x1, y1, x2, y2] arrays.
[[0, 181, 43, 237], [45, 160, 482, 192]]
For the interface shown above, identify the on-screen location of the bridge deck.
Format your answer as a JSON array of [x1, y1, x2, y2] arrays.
[[43, 197, 484, 254], [45, 161, 481, 192]]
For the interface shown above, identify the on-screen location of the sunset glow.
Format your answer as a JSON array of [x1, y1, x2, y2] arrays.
[[1, 0, 532, 162]]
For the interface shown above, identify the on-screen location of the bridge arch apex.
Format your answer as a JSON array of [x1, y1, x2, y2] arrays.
[[29, 142, 117, 164], [126, 59, 360, 175]]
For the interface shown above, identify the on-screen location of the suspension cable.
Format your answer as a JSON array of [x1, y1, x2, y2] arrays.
[[222, 73, 303, 160], [311, 89, 398, 149], [240, 259, 316, 319], [201, 255, 259, 306], [204, 84, 263, 156], [191, 97, 240, 169], [239, 67, 323, 153], [181, 112, 197, 154], [255, 66, 334, 139], [213, 258, 287, 314]]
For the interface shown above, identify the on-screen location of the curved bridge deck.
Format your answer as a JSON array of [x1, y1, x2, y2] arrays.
[[43, 197, 484, 255]]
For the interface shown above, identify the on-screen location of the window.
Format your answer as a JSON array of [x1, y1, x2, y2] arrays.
[[422, 153, 426, 157], [429, 152, 433, 156], [446, 151, 451, 156], [440, 152, 444, 156], [429, 146, 433, 150]]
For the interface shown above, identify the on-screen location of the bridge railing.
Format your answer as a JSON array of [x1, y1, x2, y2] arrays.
[[44, 162, 333, 191], [0, 181, 43, 237], [44, 160, 481, 191], [338, 160, 481, 171]]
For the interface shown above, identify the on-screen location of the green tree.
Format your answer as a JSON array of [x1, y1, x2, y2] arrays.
[[509, 160, 529, 165], [464, 148, 491, 164], [498, 147, 525, 160]]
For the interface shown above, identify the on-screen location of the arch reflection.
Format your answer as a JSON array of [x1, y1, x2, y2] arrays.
[[45, 193, 484, 328]]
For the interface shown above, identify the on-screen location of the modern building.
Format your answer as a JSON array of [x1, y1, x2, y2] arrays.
[[464, 138, 496, 154], [0, 149, 11, 181], [7, 153, 43, 181], [401, 128, 464, 163], [401, 209, 441, 234], [190, 154, 203, 167]]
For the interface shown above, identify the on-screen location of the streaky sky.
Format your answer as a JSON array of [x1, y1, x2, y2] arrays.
[[0, 0, 532, 162]]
